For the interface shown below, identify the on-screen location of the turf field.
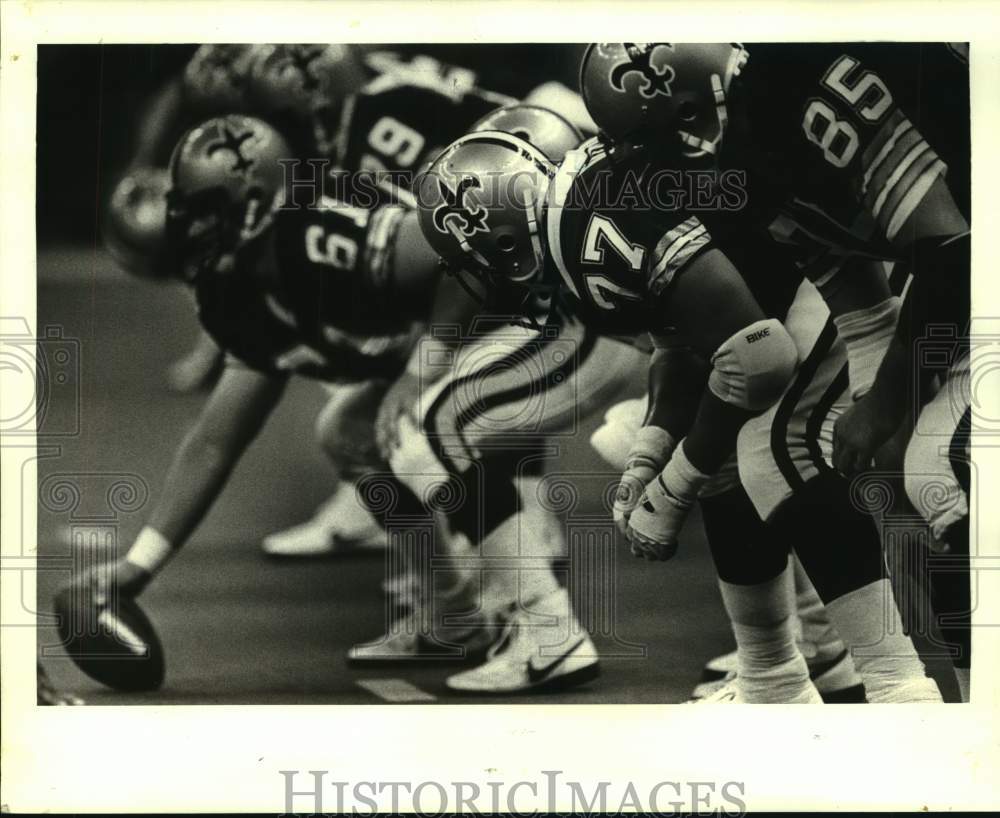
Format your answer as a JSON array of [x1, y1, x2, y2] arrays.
[[34, 247, 735, 704], [33, 248, 961, 704]]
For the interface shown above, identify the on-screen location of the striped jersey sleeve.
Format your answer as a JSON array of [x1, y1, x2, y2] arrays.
[[647, 216, 712, 296], [858, 108, 948, 242]]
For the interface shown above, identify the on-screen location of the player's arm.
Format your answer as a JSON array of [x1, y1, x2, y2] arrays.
[[626, 248, 798, 559], [127, 76, 188, 169], [612, 338, 707, 535], [116, 361, 288, 593]]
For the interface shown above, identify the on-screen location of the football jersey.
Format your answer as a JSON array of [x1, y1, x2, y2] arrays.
[[544, 138, 801, 337], [196, 198, 419, 381], [326, 66, 515, 208], [730, 43, 967, 283]]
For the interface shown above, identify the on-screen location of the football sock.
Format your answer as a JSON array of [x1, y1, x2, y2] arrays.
[[773, 471, 936, 702], [825, 580, 942, 703], [718, 563, 814, 703]]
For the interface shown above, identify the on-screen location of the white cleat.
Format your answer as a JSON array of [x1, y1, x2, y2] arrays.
[[262, 487, 384, 558], [697, 642, 866, 703], [445, 589, 600, 694], [347, 609, 496, 665], [689, 675, 823, 704]]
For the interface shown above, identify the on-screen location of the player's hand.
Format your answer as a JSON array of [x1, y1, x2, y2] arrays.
[[832, 392, 897, 477], [625, 483, 691, 562], [612, 464, 657, 537], [375, 371, 421, 457], [80, 559, 153, 602]]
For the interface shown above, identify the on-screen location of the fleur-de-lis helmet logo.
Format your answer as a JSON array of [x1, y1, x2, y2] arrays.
[[432, 175, 489, 238], [609, 43, 676, 99]]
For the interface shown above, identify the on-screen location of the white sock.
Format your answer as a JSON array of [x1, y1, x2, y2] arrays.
[[719, 564, 813, 703], [825, 580, 942, 703], [793, 556, 847, 657]]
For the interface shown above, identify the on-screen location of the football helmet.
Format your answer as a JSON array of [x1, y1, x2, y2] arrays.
[[103, 167, 172, 279], [471, 104, 583, 163], [579, 43, 748, 159], [417, 131, 557, 323], [166, 115, 292, 282], [246, 44, 367, 128], [181, 44, 267, 113]]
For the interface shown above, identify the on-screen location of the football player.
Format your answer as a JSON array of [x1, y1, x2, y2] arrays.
[[413, 121, 941, 702], [579, 42, 969, 701], [75, 107, 637, 693]]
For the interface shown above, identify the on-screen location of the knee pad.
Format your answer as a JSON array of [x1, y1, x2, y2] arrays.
[[709, 318, 798, 411]]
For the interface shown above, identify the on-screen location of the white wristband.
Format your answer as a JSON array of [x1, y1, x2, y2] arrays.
[[833, 297, 900, 400], [659, 439, 712, 506], [125, 526, 174, 575], [625, 425, 677, 472]]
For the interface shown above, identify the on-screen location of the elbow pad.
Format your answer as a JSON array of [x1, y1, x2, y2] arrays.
[[708, 318, 797, 411]]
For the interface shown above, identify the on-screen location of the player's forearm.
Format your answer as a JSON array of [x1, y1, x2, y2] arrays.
[[146, 430, 243, 546], [643, 344, 707, 440], [128, 78, 187, 168]]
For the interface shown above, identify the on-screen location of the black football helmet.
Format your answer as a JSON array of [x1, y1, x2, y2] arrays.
[[579, 43, 748, 160], [165, 115, 292, 282]]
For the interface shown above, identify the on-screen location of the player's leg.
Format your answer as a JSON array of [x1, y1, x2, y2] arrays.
[[262, 380, 386, 558], [904, 352, 972, 700], [697, 470, 821, 704], [402, 319, 642, 692], [740, 281, 941, 702]]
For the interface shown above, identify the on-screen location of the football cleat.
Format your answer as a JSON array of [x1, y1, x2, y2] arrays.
[[37, 663, 84, 706], [688, 674, 823, 704], [261, 487, 385, 558], [471, 104, 583, 163], [445, 589, 601, 694], [695, 645, 866, 703], [579, 43, 748, 159], [346, 609, 496, 665]]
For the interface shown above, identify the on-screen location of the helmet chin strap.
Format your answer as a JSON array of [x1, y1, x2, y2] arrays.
[[676, 44, 748, 159], [678, 73, 728, 158]]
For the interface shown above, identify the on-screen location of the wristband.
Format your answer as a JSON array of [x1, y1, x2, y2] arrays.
[[657, 439, 712, 507], [125, 526, 174, 575], [833, 296, 900, 400], [625, 425, 677, 473]]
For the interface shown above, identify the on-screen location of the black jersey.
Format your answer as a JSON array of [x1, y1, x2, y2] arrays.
[[327, 67, 515, 208], [196, 198, 418, 381], [544, 138, 801, 337], [730, 43, 967, 282]]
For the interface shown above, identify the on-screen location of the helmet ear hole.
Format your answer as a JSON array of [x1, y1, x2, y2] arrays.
[[496, 234, 516, 253], [677, 101, 698, 122]]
